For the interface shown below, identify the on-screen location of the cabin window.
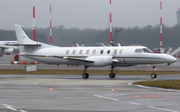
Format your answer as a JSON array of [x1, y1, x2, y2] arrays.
[[100, 50, 104, 54], [86, 50, 89, 54], [119, 49, 123, 54], [135, 49, 143, 53], [114, 49, 117, 54], [79, 50, 83, 54], [73, 50, 76, 54], [66, 50, 69, 54], [107, 50, 110, 54], [93, 50, 96, 54], [142, 48, 152, 53]]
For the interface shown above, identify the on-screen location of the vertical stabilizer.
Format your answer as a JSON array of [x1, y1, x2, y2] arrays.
[[14, 24, 36, 44]]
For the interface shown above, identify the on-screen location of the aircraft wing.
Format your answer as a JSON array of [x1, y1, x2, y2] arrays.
[[21, 54, 94, 63], [53, 55, 94, 63], [0, 45, 17, 49]]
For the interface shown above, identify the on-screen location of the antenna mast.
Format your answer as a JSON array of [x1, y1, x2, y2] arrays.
[[160, 1, 164, 53], [50, 3, 52, 45], [33, 0, 36, 41], [109, 0, 113, 45]]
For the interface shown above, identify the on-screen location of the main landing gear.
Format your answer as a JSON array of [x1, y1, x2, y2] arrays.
[[82, 65, 89, 79], [151, 66, 157, 79], [109, 65, 116, 79]]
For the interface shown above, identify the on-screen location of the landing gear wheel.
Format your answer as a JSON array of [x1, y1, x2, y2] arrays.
[[82, 73, 89, 79], [109, 73, 116, 79], [151, 73, 157, 79]]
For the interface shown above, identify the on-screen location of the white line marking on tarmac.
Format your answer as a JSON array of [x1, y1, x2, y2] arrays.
[[2, 104, 17, 111], [94, 95, 119, 101], [153, 87, 180, 92], [128, 83, 132, 85], [94, 95, 178, 112], [128, 102, 140, 105], [148, 106, 179, 112], [135, 84, 179, 92], [136, 85, 151, 89], [130, 83, 179, 92]]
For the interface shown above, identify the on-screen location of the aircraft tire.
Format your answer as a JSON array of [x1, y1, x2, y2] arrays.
[[109, 73, 115, 79], [82, 73, 89, 79], [151, 73, 157, 79]]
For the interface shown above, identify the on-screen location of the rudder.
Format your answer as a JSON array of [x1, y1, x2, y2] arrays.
[[14, 24, 36, 44]]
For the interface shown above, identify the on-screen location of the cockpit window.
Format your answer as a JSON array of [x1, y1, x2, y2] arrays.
[[142, 48, 152, 53], [135, 49, 143, 53]]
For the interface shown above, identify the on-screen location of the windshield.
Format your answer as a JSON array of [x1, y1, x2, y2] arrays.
[[142, 48, 152, 53]]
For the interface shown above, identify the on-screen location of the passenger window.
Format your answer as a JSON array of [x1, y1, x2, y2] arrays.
[[135, 49, 143, 53], [73, 50, 76, 54], [119, 49, 123, 54], [93, 50, 96, 54], [79, 50, 83, 54], [66, 50, 69, 54], [100, 50, 104, 54], [107, 50, 110, 54], [86, 50, 89, 54], [114, 49, 117, 54]]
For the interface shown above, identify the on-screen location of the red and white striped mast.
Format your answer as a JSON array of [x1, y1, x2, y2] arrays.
[[160, 1, 164, 53], [109, 0, 113, 45], [33, 0, 36, 41], [50, 3, 52, 45]]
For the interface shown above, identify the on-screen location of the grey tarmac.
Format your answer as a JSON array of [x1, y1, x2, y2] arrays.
[[0, 75, 180, 112]]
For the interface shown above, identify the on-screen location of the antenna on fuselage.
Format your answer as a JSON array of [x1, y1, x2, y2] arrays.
[[118, 43, 121, 47]]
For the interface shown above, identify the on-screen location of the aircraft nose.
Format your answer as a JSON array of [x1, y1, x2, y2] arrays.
[[167, 55, 177, 64]]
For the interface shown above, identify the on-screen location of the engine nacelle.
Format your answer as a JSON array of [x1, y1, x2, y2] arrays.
[[4, 48, 14, 54], [85, 56, 113, 67]]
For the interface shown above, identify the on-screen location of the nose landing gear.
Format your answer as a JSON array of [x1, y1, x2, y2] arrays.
[[151, 66, 157, 79]]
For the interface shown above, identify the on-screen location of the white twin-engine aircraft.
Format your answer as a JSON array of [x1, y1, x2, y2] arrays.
[[14, 24, 177, 79]]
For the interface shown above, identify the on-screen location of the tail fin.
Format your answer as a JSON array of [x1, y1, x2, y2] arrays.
[[14, 24, 36, 44]]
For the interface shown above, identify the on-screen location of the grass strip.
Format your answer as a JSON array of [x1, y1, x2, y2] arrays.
[[133, 80, 180, 90], [0, 69, 180, 75]]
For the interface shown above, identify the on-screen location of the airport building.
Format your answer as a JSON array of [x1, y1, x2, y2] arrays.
[[176, 9, 180, 24]]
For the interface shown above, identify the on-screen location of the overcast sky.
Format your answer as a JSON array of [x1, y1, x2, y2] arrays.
[[0, 0, 180, 30]]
